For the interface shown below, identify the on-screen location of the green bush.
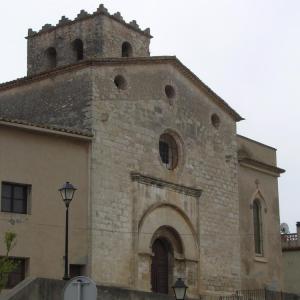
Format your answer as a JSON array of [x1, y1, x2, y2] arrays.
[[0, 232, 18, 293]]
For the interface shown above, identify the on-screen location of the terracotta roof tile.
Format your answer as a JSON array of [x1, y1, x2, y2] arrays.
[[0, 117, 93, 138]]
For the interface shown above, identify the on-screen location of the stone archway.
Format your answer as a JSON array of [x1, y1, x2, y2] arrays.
[[136, 204, 199, 295], [138, 204, 198, 259]]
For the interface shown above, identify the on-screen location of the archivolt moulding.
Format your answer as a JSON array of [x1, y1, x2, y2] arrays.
[[249, 188, 268, 213], [137, 203, 199, 261]]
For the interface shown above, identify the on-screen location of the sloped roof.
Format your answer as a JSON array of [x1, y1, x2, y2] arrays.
[[0, 117, 93, 139], [0, 56, 243, 122]]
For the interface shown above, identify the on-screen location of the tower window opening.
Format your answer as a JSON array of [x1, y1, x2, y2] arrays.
[[114, 75, 127, 90], [122, 42, 133, 57], [45, 47, 57, 69], [72, 39, 84, 61]]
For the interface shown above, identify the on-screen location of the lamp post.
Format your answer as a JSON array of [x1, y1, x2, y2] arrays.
[[172, 278, 188, 300], [59, 181, 77, 281]]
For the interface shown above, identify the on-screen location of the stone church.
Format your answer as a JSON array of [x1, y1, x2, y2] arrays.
[[0, 4, 285, 297]]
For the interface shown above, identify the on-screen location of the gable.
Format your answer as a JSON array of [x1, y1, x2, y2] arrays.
[[0, 56, 242, 134]]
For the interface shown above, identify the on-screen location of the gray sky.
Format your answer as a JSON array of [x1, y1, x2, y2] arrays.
[[0, 0, 299, 232]]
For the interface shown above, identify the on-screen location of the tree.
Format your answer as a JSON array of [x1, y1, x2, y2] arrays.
[[0, 232, 18, 293]]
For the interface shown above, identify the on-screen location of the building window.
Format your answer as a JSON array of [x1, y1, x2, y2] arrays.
[[253, 199, 263, 255], [72, 39, 84, 61], [159, 133, 179, 170], [1, 182, 30, 214], [122, 42, 133, 57], [3, 258, 26, 289]]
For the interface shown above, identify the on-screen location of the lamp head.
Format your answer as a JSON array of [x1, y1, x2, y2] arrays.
[[172, 278, 188, 300], [59, 182, 77, 207]]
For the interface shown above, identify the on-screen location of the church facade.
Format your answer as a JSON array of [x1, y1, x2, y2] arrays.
[[0, 4, 285, 297]]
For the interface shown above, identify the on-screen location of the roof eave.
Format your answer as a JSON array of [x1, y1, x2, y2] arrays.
[[0, 118, 93, 140], [0, 56, 243, 122]]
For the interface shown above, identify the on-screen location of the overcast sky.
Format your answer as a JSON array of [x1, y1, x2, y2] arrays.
[[0, 0, 299, 232]]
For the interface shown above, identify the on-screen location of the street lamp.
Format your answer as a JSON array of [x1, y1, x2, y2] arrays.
[[172, 278, 188, 300], [59, 181, 77, 281]]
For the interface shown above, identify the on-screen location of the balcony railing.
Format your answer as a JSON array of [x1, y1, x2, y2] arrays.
[[281, 233, 299, 249], [282, 234, 298, 241]]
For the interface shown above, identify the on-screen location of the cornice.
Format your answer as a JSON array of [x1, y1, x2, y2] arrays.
[[0, 56, 243, 122], [130, 172, 202, 198], [237, 134, 276, 151], [238, 157, 285, 176]]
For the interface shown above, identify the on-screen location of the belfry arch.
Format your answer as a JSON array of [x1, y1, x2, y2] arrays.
[[45, 47, 57, 69], [72, 39, 84, 61]]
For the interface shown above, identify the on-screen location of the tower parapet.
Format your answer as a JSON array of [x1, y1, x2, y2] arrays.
[[26, 4, 152, 76]]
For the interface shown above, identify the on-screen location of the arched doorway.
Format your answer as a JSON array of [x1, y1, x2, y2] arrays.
[[151, 239, 170, 294], [137, 206, 199, 296], [150, 226, 183, 294]]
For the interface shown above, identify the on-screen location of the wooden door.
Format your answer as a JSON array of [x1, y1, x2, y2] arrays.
[[151, 239, 169, 294]]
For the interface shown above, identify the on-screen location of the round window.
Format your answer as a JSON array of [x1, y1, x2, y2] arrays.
[[211, 113, 220, 129], [114, 75, 127, 90], [165, 85, 176, 99], [159, 133, 179, 170]]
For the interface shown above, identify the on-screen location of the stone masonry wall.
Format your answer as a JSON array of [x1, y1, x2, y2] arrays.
[[0, 61, 241, 295], [90, 62, 241, 296], [27, 11, 150, 75], [1, 277, 178, 300], [0, 68, 93, 130], [101, 15, 150, 58]]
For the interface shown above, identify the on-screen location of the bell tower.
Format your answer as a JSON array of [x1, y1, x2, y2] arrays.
[[26, 4, 152, 76]]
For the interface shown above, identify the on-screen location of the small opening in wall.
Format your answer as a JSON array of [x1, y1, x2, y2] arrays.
[[122, 42, 133, 57], [70, 264, 85, 278], [114, 75, 127, 90], [211, 113, 220, 129], [72, 39, 84, 61], [165, 85, 176, 99], [159, 133, 179, 170], [45, 47, 57, 69]]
